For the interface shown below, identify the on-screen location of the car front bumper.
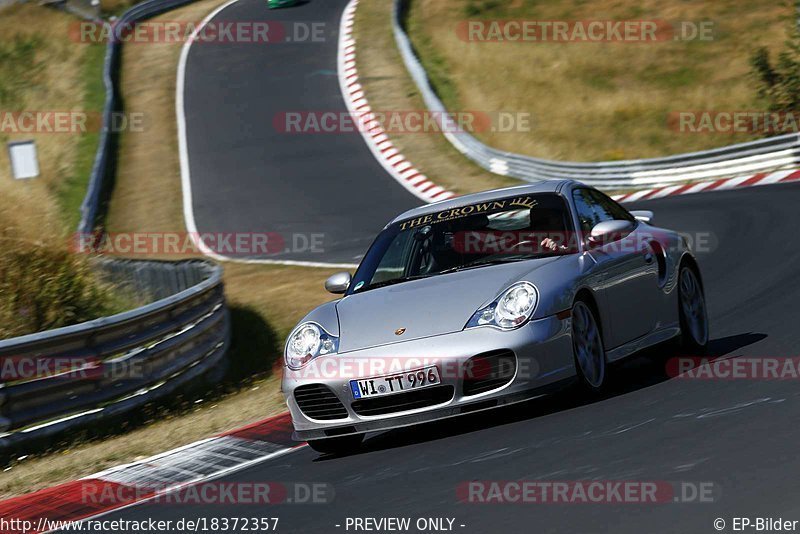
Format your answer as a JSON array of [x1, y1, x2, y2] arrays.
[[282, 314, 575, 441]]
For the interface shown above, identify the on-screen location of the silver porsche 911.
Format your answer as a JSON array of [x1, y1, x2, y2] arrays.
[[282, 180, 708, 454]]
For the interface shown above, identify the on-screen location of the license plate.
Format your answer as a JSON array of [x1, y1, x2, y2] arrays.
[[350, 366, 441, 400]]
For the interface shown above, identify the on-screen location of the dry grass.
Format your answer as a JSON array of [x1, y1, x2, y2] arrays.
[[0, 0, 342, 498], [0, 4, 104, 228], [405, 0, 793, 161], [104, 2, 204, 233], [354, 0, 518, 195], [0, 6, 125, 337]]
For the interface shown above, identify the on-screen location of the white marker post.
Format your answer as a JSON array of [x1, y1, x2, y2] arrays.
[[7, 140, 40, 180]]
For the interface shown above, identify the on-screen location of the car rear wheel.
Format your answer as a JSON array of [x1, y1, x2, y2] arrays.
[[307, 434, 364, 455], [571, 300, 606, 391], [678, 265, 709, 352]]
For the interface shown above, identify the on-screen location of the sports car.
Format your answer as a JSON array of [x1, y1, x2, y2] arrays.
[[282, 180, 708, 454]]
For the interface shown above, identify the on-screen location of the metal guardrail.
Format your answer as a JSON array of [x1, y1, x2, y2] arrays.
[[78, 0, 201, 234], [0, 259, 229, 449], [392, 0, 800, 190]]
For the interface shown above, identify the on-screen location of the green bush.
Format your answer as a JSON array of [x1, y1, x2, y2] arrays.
[[751, 11, 800, 119], [0, 238, 124, 338]]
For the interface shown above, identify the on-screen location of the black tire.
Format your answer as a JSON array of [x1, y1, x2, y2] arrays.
[[307, 434, 364, 455], [677, 264, 709, 353], [571, 299, 607, 392]]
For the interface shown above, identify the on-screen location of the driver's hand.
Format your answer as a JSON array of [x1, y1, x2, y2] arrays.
[[540, 238, 566, 252]]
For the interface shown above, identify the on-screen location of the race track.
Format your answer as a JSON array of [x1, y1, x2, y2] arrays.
[[181, 0, 420, 264], [71, 182, 800, 533], [95, 0, 800, 532]]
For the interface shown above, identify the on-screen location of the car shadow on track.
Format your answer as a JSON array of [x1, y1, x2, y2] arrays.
[[313, 332, 766, 461]]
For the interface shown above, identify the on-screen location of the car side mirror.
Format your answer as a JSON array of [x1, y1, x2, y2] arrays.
[[588, 220, 635, 246], [630, 210, 654, 224], [325, 272, 352, 294]]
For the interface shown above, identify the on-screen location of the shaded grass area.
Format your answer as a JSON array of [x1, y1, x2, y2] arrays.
[[405, 0, 793, 161]]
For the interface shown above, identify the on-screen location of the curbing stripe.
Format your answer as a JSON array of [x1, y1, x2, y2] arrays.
[[611, 169, 800, 203], [336, 0, 456, 205], [0, 480, 140, 534], [0, 413, 297, 534]]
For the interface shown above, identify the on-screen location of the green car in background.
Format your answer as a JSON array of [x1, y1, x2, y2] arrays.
[[268, 0, 298, 8]]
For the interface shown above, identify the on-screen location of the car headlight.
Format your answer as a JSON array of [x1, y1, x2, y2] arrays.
[[466, 282, 538, 330], [285, 322, 339, 370]]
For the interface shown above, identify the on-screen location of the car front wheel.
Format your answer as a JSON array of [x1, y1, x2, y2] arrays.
[[571, 300, 607, 391], [678, 265, 709, 352]]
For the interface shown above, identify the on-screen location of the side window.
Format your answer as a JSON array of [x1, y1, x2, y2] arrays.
[[589, 189, 635, 223], [572, 188, 610, 234]]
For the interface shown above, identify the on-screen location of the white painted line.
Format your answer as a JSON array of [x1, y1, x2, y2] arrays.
[[176, 0, 359, 269]]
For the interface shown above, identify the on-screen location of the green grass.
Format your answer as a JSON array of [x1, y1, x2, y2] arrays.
[[0, 238, 128, 338], [405, 12, 460, 109], [58, 43, 107, 230], [0, 35, 44, 109]]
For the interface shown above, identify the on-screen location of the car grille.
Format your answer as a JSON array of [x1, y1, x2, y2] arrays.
[[294, 384, 348, 420], [351, 385, 455, 416], [462, 350, 517, 396]]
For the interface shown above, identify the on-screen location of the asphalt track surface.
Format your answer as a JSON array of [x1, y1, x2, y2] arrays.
[[182, 0, 420, 264], [71, 183, 800, 532], [93, 1, 800, 533]]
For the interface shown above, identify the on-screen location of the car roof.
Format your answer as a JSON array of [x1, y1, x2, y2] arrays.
[[388, 180, 579, 226]]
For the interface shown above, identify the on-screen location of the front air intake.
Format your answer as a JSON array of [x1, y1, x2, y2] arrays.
[[294, 384, 348, 420], [462, 350, 517, 396]]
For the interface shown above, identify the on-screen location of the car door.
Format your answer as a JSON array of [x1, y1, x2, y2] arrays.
[[572, 188, 660, 348]]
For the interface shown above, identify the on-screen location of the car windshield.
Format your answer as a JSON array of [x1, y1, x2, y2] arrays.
[[350, 193, 576, 294]]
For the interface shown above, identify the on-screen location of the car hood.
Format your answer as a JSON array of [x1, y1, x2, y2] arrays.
[[336, 257, 563, 353]]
